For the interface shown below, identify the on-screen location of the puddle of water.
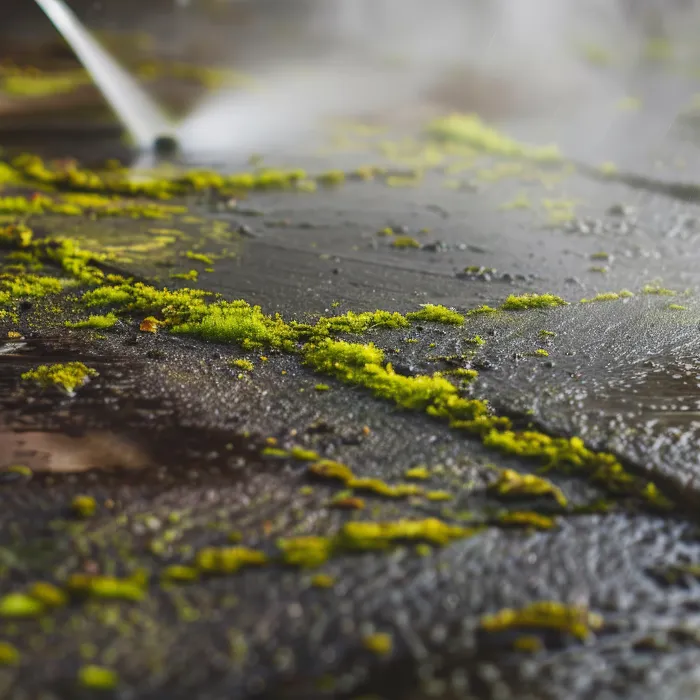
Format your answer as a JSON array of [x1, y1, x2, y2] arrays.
[[0, 429, 153, 472], [0, 337, 263, 477]]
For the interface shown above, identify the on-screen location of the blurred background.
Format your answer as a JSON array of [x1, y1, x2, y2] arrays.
[[2, 0, 700, 162]]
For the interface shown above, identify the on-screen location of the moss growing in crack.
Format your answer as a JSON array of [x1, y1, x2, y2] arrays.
[[580, 291, 633, 303], [65, 313, 118, 329], [313, 310, 408, 335], [533, 349, 549, 357], [171, 269, 199, 282], [450, 368, 479, 381], [78, 665, 119, 691], [642, 284, 675, 296], [468, 305, 498, 316], [311, 574, 336, 588], [184, 251, 215, 265], [66, 574, 145, 602], [309, 460, 355, 483], [277, 536, 334, 568], [0, 641, 20, 666], [304, 339, 462, 411], [290, 447, 320, 461], [0, 593, 45, 618], [338, 518, 478, 549], [489, 469, 567, 507], [173, 300, 299, 351], [667, 303, 687, 310], [1, 272, 66, 304], [404, 466, 431, 480], [163, 565, 199, 583], [480, 601, 603, 641], [307, 461, 422, 499], [330, 494, 365, 510], [498, 511, 556, 530], [363, 633, 393, 656], [317, 170, 345, 186], [28, 582, 67, 608], [391, 236, 421, 249], [406, 304, 465, 325], [426, 113, 561, 162], [501, 293, 568, 310], [82, 282, 210, 319], [425, 490, 452, 501], [195, 546, 267, 574], [71, 495, 97, 518], [230, 358, 254, 372], [21, 362, 97, 395]]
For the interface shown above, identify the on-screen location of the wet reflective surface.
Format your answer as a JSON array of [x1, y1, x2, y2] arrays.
[[3, 7, 700, 700]]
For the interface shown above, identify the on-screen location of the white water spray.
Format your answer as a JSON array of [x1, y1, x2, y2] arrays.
[[33, 0, 173, 150]]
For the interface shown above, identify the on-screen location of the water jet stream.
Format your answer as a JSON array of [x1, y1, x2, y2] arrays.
[[33, 0, 174, 150]]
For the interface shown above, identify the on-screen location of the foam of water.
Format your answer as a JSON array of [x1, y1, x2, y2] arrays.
[[33, 0, 173, 149]]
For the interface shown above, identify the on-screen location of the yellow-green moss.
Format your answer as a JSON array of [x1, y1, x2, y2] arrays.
[[467, 305, 499, 315], [230, 358, 254, 372], [78, 665, 119, 690], [313, 310, 409, 335], [66, 574, 146, 602], [406, 304, 465, 325], [195, 546, 267, 574], [308, 460, 423, 498], [513, 635, 544, 652], [71, 495, 97, 518], [480, 601, 603, 641], [425, 113, 561, 162], [0, 593, 45, 619], [533, 349, 549, 357], [315, 383, 330, 391], [311, 574, 336, 588], [21, 362, 97, 395], [501, 293, 568, 310], [317, 170, 345, 186], [65, 313, 118, 329], [449, 368, 479, 381], [172, 300, 299, 351], [580, 291, 633, 303], [490, 469, 567, 506], [0, 641, 20, 666], [184, 251, 214, 265], [338, 518, 477, 549], [667, 303, 687, 310], [163, 565, 199, 583], [642, 284, 675, 296], [498, 511, 556, 530], [425, 490, 452, 502], [404, 466, 431, 480], [290, 447, 320, 461], [277, 536, 334, 568], [171, 269, 199, 282], [28, 582, 67, 608], [362, 632, 393, 656], [391, 236, 421, 249]]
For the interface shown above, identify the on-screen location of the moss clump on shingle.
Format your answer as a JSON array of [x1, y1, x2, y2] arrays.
[[21, 362, 97, 396], [501, 293, 568, 310], [406, 304, 465, 325]]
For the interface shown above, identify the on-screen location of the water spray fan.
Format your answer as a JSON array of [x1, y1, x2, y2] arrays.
[[33, 0, 178, 156]]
